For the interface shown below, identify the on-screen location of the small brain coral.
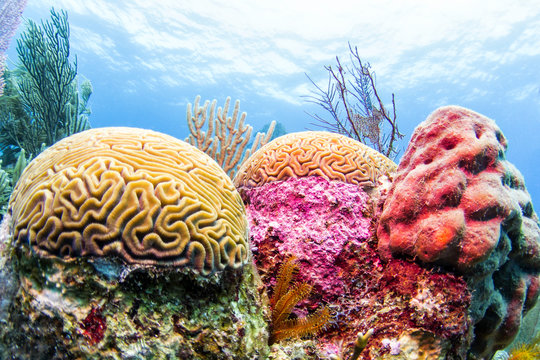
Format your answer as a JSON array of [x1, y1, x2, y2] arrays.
[[233, 131, 397, 188], [9, 127, 248, 274]]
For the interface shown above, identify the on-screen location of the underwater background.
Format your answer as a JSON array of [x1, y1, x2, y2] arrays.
[[4, 0, 540, 205]]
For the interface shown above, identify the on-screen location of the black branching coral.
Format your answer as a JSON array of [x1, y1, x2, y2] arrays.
[[269, 256, 331, 344]]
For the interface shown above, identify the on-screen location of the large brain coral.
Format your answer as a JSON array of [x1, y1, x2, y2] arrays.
[[233, 131, 397, 189], [377, 106, 540, 357], [9, 127, 248, 274]]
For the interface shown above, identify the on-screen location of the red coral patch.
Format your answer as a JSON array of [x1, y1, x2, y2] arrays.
[[80, 306, 107, 345]]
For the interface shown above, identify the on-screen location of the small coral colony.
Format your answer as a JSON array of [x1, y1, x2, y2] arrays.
[[1, 5, 539, 360]]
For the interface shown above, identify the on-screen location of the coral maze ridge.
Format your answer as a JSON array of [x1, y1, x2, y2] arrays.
[[234, 131, 397, 188], [9, 127, 248, 274]]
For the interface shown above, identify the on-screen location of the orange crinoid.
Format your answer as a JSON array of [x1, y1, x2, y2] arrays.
[[269, 256, 331, 344]]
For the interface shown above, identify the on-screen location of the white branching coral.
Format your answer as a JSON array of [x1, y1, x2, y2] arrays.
[[185, 95, 275, 178]]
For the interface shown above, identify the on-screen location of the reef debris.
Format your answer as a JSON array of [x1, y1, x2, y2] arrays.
[[0, 127, 268, 359]]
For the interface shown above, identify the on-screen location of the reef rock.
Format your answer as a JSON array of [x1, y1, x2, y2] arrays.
[[377, 106, 540, 358], [237, 130, 472, 360], [0, 127, 269, 359]]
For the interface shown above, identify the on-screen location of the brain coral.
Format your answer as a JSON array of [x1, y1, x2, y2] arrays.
[[377, 106, 540, 357], [9, 127, 248, 274], [233, 131, 397, 188]]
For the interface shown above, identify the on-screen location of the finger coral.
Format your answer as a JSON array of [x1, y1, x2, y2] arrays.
[[233, 131, 397, 189], [9, 127, 249, 274], [185, 95, 275, 178]]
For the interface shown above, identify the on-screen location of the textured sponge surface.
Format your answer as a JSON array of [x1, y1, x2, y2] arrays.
[[234, 131, 397, 188], [9, 127, 248, 274], [377, 106, 539, 272]]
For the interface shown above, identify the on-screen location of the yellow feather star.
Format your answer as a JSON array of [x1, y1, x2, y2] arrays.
[[269, 256, 331, 344]]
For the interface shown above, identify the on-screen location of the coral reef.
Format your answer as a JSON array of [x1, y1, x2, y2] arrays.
[[241, 175, 471, 359], [9, 127, 248, 274], [233, 131, 397, 190], [0, 127, 269, 358], [2, 103, 535, 359], [377, 106, 540, 358], [186, 96, 275, 178], [0, 245, 269, 359]]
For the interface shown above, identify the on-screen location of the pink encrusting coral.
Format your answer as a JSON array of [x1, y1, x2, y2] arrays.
[[377, 106, 540, 358], [245, 176, 371, 298], [242, 175, 472, 359]]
